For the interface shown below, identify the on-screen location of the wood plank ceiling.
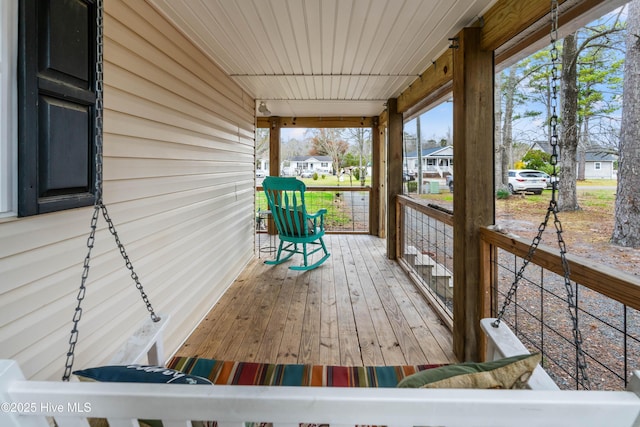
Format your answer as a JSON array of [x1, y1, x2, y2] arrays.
[[146, 0, 498, 118]]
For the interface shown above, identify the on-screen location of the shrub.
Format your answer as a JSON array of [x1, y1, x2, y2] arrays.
[[321, 174, 326, 180], [313, 172, 319, 180], [407, 181, 418, 193], [496, 187, 510, 199]]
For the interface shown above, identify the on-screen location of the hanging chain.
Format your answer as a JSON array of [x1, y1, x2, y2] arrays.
[[63, 0, 158, 381], [62, 206, 100, 381], [100, 204, 160, 322], [492, 0, 589, 389]]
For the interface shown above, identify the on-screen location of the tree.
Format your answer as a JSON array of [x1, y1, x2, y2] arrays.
[[576, 36, 624, 179], [255, 128, 269, 170], [499, 67, 517, 186], [522, 149, 551, 170], [494, 72, 504, 188], [343, 128, 371, 185], [557, 14, 624, 211], [307, 128, 349, 176], [497, 60, 545, 186], [612, 0, 640, 248], [281, 137, 308, 163], [558, 33, 581, 211]]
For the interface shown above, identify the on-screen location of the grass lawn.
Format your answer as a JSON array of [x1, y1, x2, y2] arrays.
[[255, 187, 357, 229], [577, 179, 617, 187], [298, 174, 372, 187]]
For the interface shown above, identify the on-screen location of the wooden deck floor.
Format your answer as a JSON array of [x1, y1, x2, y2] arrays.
[[176, 234, 456, 366]]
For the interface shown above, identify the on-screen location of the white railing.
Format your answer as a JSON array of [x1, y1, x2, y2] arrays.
[[2, 312, 640, 427], [2, 359, 640, 427]]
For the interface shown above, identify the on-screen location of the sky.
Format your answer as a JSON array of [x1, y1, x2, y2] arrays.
[[282, 128, 307, 141], [404, 101, 453, 141], [281, 100, 454, 144]]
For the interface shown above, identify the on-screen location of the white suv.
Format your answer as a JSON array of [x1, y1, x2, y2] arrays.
[[508, 169, 547, 194]]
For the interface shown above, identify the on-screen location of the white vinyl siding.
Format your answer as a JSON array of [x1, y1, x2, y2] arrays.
[[0, 0, 255, 380], [585, 161, 615, 179]]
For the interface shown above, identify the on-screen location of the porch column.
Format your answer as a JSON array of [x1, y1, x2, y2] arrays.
[[370, 117, 380, 236], [386, 98, 403, 259], [268, 117, 280, 235], [452, 27, 494, 361]]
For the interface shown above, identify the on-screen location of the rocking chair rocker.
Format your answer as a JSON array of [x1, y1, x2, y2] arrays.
[[262, 177, 330, 271]]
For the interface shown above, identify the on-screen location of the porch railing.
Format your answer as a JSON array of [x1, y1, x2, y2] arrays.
[[396, 195, 454, 329], [396, 195, 640, 391], [256, 185, 371, 233], [480, 227, 640, 391]]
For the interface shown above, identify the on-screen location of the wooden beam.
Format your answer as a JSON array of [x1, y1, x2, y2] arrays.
[[386, 99, 403, 259], [481, 0, 563, 51], [257, 116, 374, 128], [494, 0, 624, 64], [397, 49, 453, 114], [377, 109, 388, 128], [452, 27, 494, 362], [397, 0, 614, 114]]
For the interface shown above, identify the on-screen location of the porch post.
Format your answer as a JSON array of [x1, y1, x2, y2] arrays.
[[268, 117, 281, 235], [370, 117, 380, 236], [386, 98, 403, 259], [452, 27, 494, 361]]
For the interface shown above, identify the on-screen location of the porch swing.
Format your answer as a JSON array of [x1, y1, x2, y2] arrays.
[[1, 0, 640, 426], [479, 0, 589, 391]]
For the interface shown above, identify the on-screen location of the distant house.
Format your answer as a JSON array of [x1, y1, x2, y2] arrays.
[[584, 151, 617, 179], [404, 146, 453, 178], [528, 142, 617, 180], [289, 156, 333, 175]]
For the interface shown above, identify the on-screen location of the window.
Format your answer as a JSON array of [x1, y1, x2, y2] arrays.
[[594, 162, 602, 170], [0, 0, 17, 217], [18, 0, 98, 216]]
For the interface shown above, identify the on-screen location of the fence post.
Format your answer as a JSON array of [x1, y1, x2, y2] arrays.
[[478, 230, 495, 361], [396, 198, 404, 262]]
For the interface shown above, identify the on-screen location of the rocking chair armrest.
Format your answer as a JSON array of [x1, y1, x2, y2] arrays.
[[306, 209, 327, 230], [306, 208, 327, 219]]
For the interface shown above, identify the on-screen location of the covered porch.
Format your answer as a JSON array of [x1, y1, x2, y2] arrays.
[[177, 234, 455, 367], [2, 0, 640, 425]]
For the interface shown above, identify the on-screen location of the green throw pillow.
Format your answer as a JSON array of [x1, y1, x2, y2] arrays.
[[397, 353, 541, 389]]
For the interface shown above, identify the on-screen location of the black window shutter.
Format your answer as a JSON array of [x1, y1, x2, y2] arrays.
[[18, 0, 97, 216]]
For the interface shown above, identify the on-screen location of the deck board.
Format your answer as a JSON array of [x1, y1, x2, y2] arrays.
[[176, 234, 456, 366]]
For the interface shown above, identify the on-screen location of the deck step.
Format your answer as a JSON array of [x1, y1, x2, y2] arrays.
[[405, 246, 452, 299]]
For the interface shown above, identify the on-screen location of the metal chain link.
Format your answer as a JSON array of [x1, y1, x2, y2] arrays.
[[492, 0, 590, 390], [63, 0, 158, 381], [100, 203, 160, 322], [62, 205, 100, 381]]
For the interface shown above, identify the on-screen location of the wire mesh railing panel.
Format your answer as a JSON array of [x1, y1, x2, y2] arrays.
[[256, 186, 370, 233], [491, 247, 639, 391], [399, 199, 454, 318]]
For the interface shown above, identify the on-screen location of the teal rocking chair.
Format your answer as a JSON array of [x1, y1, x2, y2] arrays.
[[262, 176, 330, 270]]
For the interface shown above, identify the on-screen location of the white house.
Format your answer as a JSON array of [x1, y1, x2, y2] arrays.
[[404, 146, 453, 177], [289, 155, 333, 175], [530, 142, 617, 180], [584, 151, 617, 179]]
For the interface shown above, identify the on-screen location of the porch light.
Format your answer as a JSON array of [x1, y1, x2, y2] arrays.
[[258, 101, 271, 115]]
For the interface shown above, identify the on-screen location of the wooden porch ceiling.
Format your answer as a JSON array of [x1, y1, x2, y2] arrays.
[[176, 234, 455, 366], [147, 0, 625, 119]]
